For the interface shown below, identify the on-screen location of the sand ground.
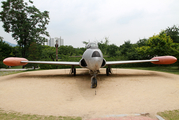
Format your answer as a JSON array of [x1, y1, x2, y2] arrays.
[[0, 68, 179, 119]]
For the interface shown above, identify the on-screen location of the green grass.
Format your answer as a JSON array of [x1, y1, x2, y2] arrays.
[[158, 110, 179, 120], [130, 66, 179, 75], [0, 71, 22, 76], [0, 109, 82, 120]]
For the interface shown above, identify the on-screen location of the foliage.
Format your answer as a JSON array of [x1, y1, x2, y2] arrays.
[[136, 38, 148, 47], [0, 37, 12, 68], [27, 42, 42, 69], [136, 32, 175, 57], [0, 0, 49, 58], [98, 37, 109, 55], [41, 45, 56, 61], [28, 42, 41, 60], [11, 46, 22, 57], [58, 45, 75, 56], [107, 44, 120, 57], [158, 110, 179, 120], [0, 109, 82, 120], [165, 25, 179, 43]]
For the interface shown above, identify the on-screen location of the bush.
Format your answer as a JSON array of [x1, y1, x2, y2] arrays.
[[0, 61, 6, 68]]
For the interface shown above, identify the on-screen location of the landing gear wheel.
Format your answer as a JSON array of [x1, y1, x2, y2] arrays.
[[91, 77, 97, 88], [73, 68, 76, 76], [106, 68, 109, 76], [70, 66, 76, 76]]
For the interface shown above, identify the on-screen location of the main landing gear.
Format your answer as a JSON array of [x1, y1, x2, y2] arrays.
[[70, 66, 76, 76], [106, 65, 112, 76]]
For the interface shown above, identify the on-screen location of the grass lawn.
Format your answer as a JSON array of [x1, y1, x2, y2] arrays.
[[0, 109, 82, 120], [0, 71, 22, 76], [157, 110, 179, 120], [130, 66, 179, 75]]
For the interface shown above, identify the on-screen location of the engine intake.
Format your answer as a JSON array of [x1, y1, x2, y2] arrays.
[[79, 58, 87, 68], [101, 59, 106, 68]]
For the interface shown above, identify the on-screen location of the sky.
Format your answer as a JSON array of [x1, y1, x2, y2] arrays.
[[0, 0, 179, 48]]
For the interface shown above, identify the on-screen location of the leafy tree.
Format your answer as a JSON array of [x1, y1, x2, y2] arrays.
[[98, 37, 109, 55], [0, 0, 49, 58], [107, 44, 119, 57], [41, 45, 56, 61], [136, 38, 148, 47], [27, 42, 41, 69], [0, 37, 12, 68], [82, 41, 89, 45], [119, 40, 132, 56], [12, 46, 21, 57], [58, 45, 74, 56], [165, 25, 179, 43], [136, 32, 175, 58]]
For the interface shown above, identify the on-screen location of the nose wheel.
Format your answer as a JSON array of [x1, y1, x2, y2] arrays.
[[91, 76, 97, 88]]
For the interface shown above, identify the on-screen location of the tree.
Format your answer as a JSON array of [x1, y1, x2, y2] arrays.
[[0, 37, 12, 68], [136, 32, 175, 58], [107, 44, 119, 57], [165, 25, 179, 43], [136, 38, 148, 47], [27, 42, 41, 69], [41, 45, 56, 61], [0, 0, 49, 58], [98, 37, 109, 55], [58, 45, 75, 56]]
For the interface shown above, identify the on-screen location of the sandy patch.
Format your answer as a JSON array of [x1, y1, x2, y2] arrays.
[[0, 68, 179, 119]]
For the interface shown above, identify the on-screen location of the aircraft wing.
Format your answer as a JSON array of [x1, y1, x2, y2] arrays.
[[3, 57, 79, 66], [21, 61, 79, 66], [106, 56, 177, 65], [106, 59, 158, 65]]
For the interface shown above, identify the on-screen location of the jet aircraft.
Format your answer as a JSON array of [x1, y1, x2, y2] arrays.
[[3, 42, 177, 88]]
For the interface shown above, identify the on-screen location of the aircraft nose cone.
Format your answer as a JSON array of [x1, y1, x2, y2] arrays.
[[93, 58, 102, 70]]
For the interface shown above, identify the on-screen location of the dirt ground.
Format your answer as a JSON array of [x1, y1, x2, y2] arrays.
[[0, 68, 179, 119]]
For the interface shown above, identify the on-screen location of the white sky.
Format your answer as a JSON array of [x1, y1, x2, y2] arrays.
[[0, 0, 179, 48]]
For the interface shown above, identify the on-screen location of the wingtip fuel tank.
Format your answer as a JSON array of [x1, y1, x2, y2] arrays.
[[151, 56, 177, 64], [3, 57, 28, 66]]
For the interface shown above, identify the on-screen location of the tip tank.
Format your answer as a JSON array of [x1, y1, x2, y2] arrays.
[[151, 56, 177, 64], [3, 57, 28, 66]]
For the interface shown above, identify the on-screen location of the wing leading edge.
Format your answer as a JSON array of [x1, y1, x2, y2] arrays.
[[106, 59, 159, 65], [21, 61, 79, 66]]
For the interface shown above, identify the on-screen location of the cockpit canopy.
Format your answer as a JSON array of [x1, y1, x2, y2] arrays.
[[86, 42, 98, 49]]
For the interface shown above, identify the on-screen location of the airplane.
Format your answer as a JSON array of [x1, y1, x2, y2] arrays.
[[3, 42, 177, 88]]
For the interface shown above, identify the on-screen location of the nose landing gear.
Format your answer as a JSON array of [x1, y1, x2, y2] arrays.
[[91, 76, 97, 88], [90, 70, 99, 88]]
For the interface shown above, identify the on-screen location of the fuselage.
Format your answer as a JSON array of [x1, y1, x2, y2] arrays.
[[79, 43, 106, 72]]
